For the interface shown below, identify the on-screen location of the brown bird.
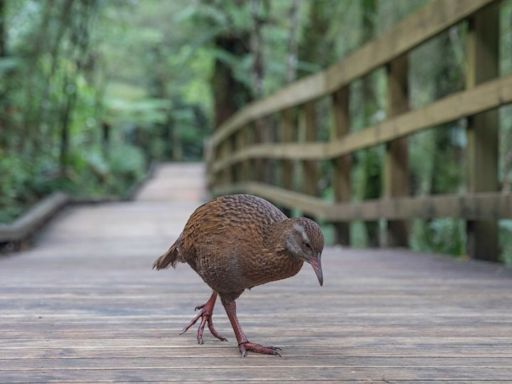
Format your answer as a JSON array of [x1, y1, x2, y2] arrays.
[[153, 194, 324, 357]]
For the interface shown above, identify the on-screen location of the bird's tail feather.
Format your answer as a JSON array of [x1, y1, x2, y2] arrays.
[[153, 234, 182, 270]]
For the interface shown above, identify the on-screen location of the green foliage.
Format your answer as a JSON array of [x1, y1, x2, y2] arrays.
[[0, 155, 37, 222], [1, 0, 511, 266], [0, 0, 151, 223], [410, 219, 466, 257], [500, 220, 512, 265], [105, 97, 169, 128], [0, 0, 219, 223]]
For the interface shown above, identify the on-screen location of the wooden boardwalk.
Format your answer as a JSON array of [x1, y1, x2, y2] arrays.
[[1, 163, 512, 383]]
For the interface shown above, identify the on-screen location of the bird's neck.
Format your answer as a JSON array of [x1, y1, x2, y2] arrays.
[[264, 219, 300, 261]]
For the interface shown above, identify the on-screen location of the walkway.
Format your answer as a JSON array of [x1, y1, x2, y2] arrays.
[[1, 163, 512, 382]]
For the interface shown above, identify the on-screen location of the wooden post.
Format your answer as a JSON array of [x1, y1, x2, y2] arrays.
[[281, 109, 294, 189], [204, 140, 214, 191], [267, 116, 279, 186], [258, 117, 273, 185], [253, 119, 265, 183], [211, 145, 219, 189], [384, 54, 409, 247], [240, 125, 252, 183], [331, 88, 351, 245], [228, 134, 237, 183], [219, 140, 232, 188], [465, 4, 499, 261], [301, 102, 318, 197], [232, 129, 242, 183], [280, 109, 295, 216]]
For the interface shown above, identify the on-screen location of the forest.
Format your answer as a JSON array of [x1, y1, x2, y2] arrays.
[[1, 0, 512, 263]]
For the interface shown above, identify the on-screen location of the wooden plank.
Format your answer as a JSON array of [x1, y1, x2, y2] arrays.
[[3, 163, 512, 382], [280, 109, 294, 191], [465, 3, 500, 262], [214, 182, 512, 221], [209, 0, 496, 148], [4, 356, 512, 370], [260, 117, 276, 185], [4, 327, 512, 342], [203, 140, 215, 189], [384, 54, 409, 247], [214, 182, 327, 218], [2, 366, 512, 383], [239, 126, 252, 183], [233, 128, 246, 183], [228, 134, 238, 183], [0, 192, 69, 242], [219, 140, 232, 187], [330, 88, 351, 244], [300, 102, 318, 198], [279, 110, 295, 216], [212, 142, 327, 171], [249, 121, 264, 183], [212, 74, 512, 173], [328, 193, 512, 220]]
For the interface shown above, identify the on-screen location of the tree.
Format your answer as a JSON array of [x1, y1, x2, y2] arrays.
[[208, 3, 253, 128], [0, 0, 8, 151]]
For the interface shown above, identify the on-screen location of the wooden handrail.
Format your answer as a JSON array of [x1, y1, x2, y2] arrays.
[[210, 0, 495, 148], [213, 182, 512, 221], [212, 74, 512, 173], [207, 0, 507, 262], [0, 192, 69, 243]]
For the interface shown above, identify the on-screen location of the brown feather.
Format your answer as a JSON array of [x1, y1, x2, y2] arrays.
[[154, 194, 324, 302]]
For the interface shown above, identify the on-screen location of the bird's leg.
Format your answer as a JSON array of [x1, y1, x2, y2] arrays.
[[180, 291, 227, 344], [221, 298, 281, 357]]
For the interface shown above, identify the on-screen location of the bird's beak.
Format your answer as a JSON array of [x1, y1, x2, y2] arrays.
[[309, 254, 323, 286]]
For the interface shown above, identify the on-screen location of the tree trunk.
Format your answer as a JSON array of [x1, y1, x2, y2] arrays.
[[250, 0, 265, 98], [298, 1, 335, 77], [37, 0, 74, 137], [101, 121, 111, 158], [59, 77, 77, 177], [211, 34, 252, 129], [0, 0, 5, 58], [286, 0, 300, 83], [22, 0, 54, 152]]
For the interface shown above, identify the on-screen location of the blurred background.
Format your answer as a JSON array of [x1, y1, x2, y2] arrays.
[[1, 0, 511, 262]]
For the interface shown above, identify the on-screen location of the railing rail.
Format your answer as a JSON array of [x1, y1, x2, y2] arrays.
[[206, 0, 509, 262]]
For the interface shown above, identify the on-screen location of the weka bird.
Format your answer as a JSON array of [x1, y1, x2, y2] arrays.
[[153, 194, 324, 357]]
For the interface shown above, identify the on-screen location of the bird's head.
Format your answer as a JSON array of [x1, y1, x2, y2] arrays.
[[284, 217, 325, 286]]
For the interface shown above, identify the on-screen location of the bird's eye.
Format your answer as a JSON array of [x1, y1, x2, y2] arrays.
[[304, 242, 311, 249]]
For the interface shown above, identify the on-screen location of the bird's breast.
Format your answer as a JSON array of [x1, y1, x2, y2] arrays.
[[239, 251, 304, 288]]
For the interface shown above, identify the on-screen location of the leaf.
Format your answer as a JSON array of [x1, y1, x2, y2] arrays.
[[0, 57, 21, 73]]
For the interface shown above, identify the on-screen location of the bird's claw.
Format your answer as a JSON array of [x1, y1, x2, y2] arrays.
[[238, 341, 282, 357], [180, 304, 227, 343]]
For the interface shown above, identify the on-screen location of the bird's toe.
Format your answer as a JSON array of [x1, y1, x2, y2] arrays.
[[238, 341, 282, 357]]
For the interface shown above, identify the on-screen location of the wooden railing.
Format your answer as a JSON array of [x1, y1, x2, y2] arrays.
[[206, 0, 511, 262]]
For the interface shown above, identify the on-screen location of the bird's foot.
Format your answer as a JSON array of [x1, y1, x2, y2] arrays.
[[180, 300, 227, 344], [238, 341, 282, 357]]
